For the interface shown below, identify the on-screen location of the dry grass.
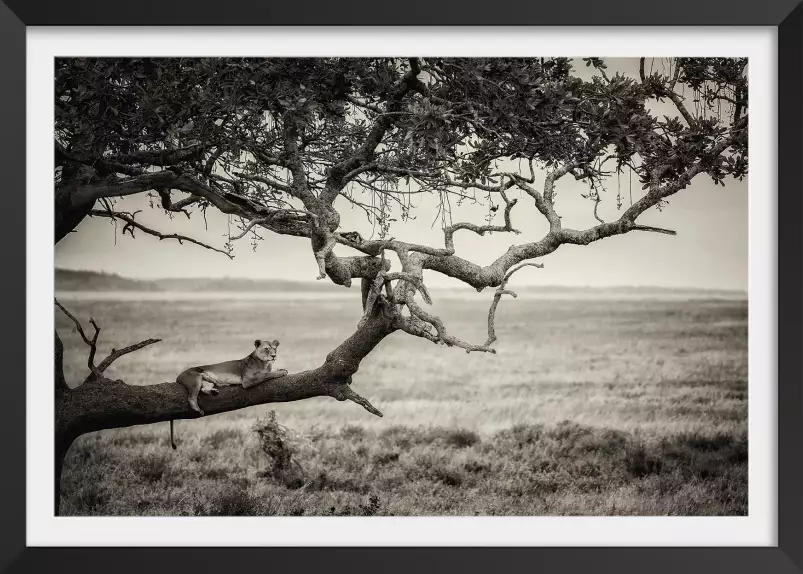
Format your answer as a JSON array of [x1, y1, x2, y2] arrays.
[[56, 294, 747, 516]]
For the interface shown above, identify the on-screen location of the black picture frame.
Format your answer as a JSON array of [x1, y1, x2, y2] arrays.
[[1, 1, 800, 572]]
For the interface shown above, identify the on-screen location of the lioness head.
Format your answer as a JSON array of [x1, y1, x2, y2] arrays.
[[253, 339, 280, 362]]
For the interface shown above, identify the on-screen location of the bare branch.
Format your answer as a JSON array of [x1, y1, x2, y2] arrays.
[[95, 338, 163, 374], [443, 191, 521, 253], [54, 298, 93, 347], [486, 262, 544, 347], [90, 210, 233, 258], [631, 225, 677, 236], [406, 300, 495, 354], [55, 298, 102, 380], [55, 298, 161, 383]]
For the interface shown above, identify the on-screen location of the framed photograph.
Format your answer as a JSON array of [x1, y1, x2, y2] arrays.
[[1, 1, 801, 572]]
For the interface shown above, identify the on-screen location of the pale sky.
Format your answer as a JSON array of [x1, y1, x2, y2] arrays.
[[55, 58, 748, 291]]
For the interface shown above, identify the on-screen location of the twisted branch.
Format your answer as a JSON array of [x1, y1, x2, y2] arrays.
[[443, 189, 521, 253], [486, 262, 544, 347]]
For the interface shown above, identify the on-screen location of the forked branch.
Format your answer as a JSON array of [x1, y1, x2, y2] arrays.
[[55, 298, 161, 383]]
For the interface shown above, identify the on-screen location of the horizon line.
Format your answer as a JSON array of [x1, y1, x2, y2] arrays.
[[55, 266, 748, 295]]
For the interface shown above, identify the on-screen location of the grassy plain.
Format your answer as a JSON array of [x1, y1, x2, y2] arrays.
[[56, 292, 748, 516]]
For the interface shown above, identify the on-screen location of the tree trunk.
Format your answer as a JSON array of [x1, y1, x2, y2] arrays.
[[54, 420, 75, 516], [55, 187, 94, 243]]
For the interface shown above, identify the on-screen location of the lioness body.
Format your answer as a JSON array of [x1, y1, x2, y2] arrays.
[[176, 339, 287, 416]]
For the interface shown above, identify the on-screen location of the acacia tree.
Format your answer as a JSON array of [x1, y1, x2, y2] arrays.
[[54, 57, 748, 513]]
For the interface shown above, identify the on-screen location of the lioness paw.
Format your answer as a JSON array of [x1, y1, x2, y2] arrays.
[[278, 369, 289, 376]]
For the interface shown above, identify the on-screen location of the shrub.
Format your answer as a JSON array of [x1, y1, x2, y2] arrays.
[[252, 411, 305, 488]]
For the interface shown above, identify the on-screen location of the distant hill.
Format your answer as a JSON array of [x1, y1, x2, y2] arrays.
[[55, 268, 162, 292], [55, 268, 746, 299], [152, 276, 348, 292], [55, 268, 350, 292]]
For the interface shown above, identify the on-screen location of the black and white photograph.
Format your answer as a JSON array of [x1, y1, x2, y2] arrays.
[[53, 55, 749, 518]]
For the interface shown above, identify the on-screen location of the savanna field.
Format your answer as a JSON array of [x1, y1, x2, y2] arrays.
[[55, 292, 748, 516]]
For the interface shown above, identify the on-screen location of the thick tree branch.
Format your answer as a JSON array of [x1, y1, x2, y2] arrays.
[[67, 170, 250, 219], [56, 310, 394, 437]]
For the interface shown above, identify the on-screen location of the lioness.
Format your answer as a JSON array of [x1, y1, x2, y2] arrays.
[[170, 339, 289, 449], [176, 339, 288, 415]]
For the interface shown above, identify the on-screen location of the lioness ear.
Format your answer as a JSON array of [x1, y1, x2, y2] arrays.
[[272, 340, 280, 347], [254, 339, 262, 348]]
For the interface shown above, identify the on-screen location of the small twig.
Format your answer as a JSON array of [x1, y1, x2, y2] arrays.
[[631, 225, 677, 236]]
